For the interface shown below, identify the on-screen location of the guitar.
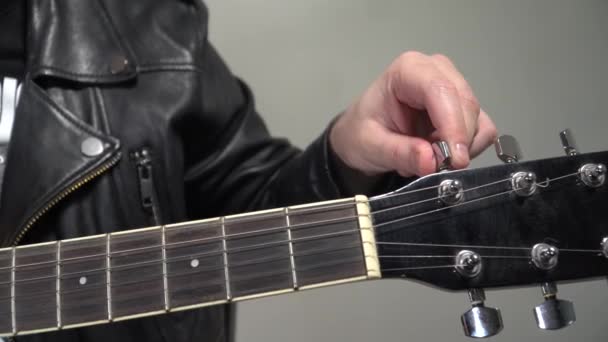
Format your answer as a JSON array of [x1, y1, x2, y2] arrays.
[[0, 133, 606, 339]]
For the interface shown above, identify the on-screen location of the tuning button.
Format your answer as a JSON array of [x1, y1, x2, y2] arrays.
[[433, 141, 452, 171], [495, 135, 522, 163], [559, 129, 578, 156], [461, 288, 503, 338], [533, 282, 576, 330]]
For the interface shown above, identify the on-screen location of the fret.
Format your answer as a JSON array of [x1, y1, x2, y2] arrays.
[[165, 219, 226, 310], [60, 235, 108, 328], [221, 217, 231, 300], [106, 234, 112, 321], [14, 242, 58, 333], [289, 199, 367, 287], [161, 225, 169, 311], [110, 227, 165, 320], [55, 241, 61, 328], [225, 209, 293, 299], [284, 207, 298, 288], [9, 248, 14, 335], [0, 248, 12, 335]]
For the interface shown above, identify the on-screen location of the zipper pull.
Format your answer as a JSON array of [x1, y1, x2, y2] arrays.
[[132, 149, 161, 224]]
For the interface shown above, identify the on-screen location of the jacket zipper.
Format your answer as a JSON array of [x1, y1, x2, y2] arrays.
[[132, 148, 162, 226], [10, 153, 122, 247]]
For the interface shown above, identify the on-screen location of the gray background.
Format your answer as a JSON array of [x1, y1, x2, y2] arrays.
[[206, 0, 608, 341]]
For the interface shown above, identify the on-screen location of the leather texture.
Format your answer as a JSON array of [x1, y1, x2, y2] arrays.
[[5, 0, 357, 341]]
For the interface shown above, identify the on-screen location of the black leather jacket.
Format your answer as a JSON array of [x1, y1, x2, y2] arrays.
[[4, 1, 364, 341]]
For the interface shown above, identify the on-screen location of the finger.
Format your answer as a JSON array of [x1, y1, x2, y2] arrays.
[[430, 54, 480, 145], [469, 110, 498, 158], [389, 54, 470, 168], [380, 129, 436, 176]]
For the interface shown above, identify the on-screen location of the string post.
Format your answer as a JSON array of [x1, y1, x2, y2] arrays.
[[511, 171, 538, 197], [455, 250, 482, 278], [531, 243, 559, 270], [438, 179, 464, 205], [579, 163, 606, 188]]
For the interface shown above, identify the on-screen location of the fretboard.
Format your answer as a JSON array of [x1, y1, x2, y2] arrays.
[[0, 195, 379, 337]]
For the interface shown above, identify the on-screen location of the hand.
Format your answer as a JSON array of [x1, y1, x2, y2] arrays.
[[330, 51, 497, 177]]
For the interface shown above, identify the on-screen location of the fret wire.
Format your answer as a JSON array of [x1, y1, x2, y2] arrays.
[[10, 247, 15, 335], [106, 234, 112, 321], [56, 241, 62, 329], [0, 242, 366, 303], [284, 207, 298, 289], [221, 217, 231, 300], [161, 225, 169, 311]]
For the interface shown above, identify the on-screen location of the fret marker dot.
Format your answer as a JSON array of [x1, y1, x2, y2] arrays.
[[190, 259, 199, 268], [79, 276, 87, 285]]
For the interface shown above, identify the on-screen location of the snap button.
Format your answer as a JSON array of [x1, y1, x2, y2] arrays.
[[110, 56, 129, 74], [81, 137, 104, 157]]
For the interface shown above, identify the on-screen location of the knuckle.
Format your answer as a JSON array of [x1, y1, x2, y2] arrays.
[[397, 50, 426, 65], [431, 53, 453, 65]]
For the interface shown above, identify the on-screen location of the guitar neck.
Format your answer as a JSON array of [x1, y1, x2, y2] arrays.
[[0, 196, 380, 337]]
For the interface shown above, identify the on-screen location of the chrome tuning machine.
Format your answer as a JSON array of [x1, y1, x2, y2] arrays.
[[495, 135, 522, 163], [559, 129, 578, 156], [533, 282, 576, 330], [461, 288, 503, 338]]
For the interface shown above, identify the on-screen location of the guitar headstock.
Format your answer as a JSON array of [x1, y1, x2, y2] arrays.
[[370, 132, 607, 337]]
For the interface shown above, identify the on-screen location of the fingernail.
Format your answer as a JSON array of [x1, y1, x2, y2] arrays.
[[454, 143, 470, 166]]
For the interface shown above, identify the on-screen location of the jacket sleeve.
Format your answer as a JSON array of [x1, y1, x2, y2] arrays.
[[181, 43, 353, 218]]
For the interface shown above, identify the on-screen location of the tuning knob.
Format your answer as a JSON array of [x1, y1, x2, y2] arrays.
[[433, 141, 452, 171], [559, 129, 578, 156], [533, 282, 576, 330], [461, 288, 503, 338], [494, 135, 522, 163]]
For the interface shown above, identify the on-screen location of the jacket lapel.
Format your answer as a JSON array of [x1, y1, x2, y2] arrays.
[[0, 0, 133, 246]]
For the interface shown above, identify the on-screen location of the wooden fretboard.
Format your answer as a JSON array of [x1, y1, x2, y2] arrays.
[[0, 196, 379, 337]]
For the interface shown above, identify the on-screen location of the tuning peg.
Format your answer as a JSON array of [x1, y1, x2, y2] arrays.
[[461, 288, 503, 338], [559, 129, 578, 156], [494, 135, 522, 163], [433, 141, 452, 171], [533, 282, 576, 330]]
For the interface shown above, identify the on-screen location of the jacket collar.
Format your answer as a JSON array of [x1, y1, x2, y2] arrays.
[[27, 0, 138, 83]]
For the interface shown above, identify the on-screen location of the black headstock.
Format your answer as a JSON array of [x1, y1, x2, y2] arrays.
[[371, 150, 608, 291]]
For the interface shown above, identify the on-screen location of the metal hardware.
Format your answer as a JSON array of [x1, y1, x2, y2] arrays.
[[559, 129, 578, 156], [533, 282, 576, 330], [0, 77, 18, 144], [438, 179, 464, 205], [110, 56, 129, 74], [531, 243, 559, 270], [455, 250, 482, 278], [511, 171, 537, 197], [433, 140, 452, 171], [601, 237, 608, 258], [80, 137, 105, 157], [494, 135, 522, 163], [461, 288, 503, 338], [579, 163, 606, 188]]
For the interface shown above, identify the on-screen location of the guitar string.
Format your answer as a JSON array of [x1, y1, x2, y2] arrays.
[[373, 171, 579, 229], [0, 245, 368, 302], [0, 174, 519, 272], [0, 171, 600, 292], [376, 241, 601, 253], [0, 170, 592, 283], [0, 250, 564, 304]]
